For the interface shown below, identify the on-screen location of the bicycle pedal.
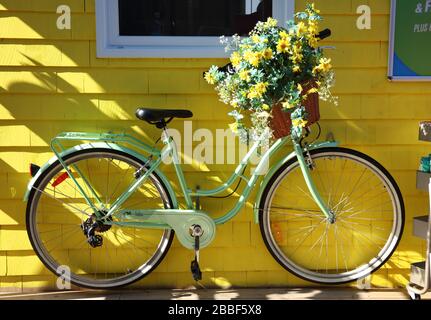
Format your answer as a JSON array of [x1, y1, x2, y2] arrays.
[[190, 260, 202, 281]]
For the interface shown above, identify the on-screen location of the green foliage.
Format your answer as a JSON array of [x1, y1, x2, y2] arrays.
[[205, 4, 337, 142]]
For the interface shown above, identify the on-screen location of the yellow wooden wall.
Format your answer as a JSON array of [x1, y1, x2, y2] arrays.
[[0, 0, 430, 291]]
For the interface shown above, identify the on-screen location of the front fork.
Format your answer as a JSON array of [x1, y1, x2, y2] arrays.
[[292, 140, 335, 223]]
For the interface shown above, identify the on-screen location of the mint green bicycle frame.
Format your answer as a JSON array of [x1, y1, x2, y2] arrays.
[[24, 129, 337, 249]]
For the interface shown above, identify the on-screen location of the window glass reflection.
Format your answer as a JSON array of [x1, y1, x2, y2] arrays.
[[119, 0, 273, 36]]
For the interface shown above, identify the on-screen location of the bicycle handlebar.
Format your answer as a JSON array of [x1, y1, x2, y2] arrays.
[[317, 28, 331, 40]]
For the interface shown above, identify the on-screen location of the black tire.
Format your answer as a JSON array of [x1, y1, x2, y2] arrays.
[[259, 147, 405, 285], [26, 148, 175, 289]]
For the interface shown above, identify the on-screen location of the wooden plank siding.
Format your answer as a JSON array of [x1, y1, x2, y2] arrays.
[[0, 0, 429, 290]]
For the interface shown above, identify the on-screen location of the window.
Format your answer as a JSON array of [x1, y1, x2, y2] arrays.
[[96, 0, 295, 58]]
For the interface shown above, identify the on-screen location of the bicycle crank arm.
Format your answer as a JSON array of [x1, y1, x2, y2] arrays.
[[117, 209, 216, 250]]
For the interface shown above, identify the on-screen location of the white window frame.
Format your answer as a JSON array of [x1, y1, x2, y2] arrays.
[[95, 0, 295, 58]]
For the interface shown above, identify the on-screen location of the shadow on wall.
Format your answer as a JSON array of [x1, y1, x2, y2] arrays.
[[1, 54, 162, 144], [0, 6, 258, 291]]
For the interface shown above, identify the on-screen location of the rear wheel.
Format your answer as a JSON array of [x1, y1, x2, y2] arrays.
[[26, 148, 174, 289], [259, 147, 404, 284]]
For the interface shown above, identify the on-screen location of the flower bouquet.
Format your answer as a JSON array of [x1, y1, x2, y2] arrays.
[[204, 4, 337, 142]]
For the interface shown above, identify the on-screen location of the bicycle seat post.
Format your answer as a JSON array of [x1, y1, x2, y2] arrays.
[[160, 123, 170, 144]]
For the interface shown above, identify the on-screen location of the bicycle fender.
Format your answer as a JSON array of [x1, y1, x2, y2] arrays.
[[23, 142, 178, 209], [253, 141, 338, 224]]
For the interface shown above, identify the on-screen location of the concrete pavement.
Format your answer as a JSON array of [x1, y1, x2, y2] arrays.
[[0, 288, 429, 300]]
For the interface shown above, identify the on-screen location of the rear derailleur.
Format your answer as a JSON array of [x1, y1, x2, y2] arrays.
[[81, 213, 112, 248]]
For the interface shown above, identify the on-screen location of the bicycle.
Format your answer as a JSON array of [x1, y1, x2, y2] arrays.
[[23, 31, 404, 289], [23, 105, 404, 289]]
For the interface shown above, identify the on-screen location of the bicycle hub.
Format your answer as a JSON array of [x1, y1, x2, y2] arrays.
[[328, 211, 336, 224], [190, 224, 204, 237]]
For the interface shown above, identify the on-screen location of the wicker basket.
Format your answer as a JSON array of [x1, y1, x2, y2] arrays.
[[270, 81, 320, 139]]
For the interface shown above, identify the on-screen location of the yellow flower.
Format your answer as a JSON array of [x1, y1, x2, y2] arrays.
[[292, 118, 308, 128], [244, 50, 261, 67], [247, 90, 259, 99], [313, 57, 332, 74], [307, 3, 321, 14], [250, 55, 260, 67], [279, 31, 289, 39], [251, 35, 261, 44], [254, 53, 263, 66], [262, 104, 270, 110], [308, 36, 319, 48], [229, 122, 239, 134], [204, 72, 216, 85], [247, 82, 269, 99], [230, 100, 239, 108], [308, 21, 319, 35], [297, 22, 307, 36], [293, 65, 301, 73], [320, 58, 332, 72], [243, 50, 253, 60], [255, 51, 263, 61], [255, 82, 269, 94], [282, 100, 294, 109], [239, 69, 250, 82], [293, 42, 302, 54], [264, 17, 278, 28], [291, 53, 303, 64], [263, 48, 273, 60], [307, 88, 318, 94], [277, 38, 290, 53], [290, 42, 303, 63], [297, 83, 303, 93], [230, 51, 242, 68]]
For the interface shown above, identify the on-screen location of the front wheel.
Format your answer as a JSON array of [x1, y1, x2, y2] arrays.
[[259, 147, 404, 284]]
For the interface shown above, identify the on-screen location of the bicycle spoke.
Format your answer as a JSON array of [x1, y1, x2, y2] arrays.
[[333, 223, 339, 272], [336, 186, 389, 217], [287, 218, 326, 258], [332, 159, 348, 209], [338, 200, 393, 220], [337, 219, 386, 248], [334, 222, 350, 272], [269, 210, 322, 219], [337, 218, 389, 231], [267, 204, 323, 217], [106, 164, 133, 205], [325, 222, 329, 273], [33, 186, 92, 216], [331, 192, 349, 214]]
